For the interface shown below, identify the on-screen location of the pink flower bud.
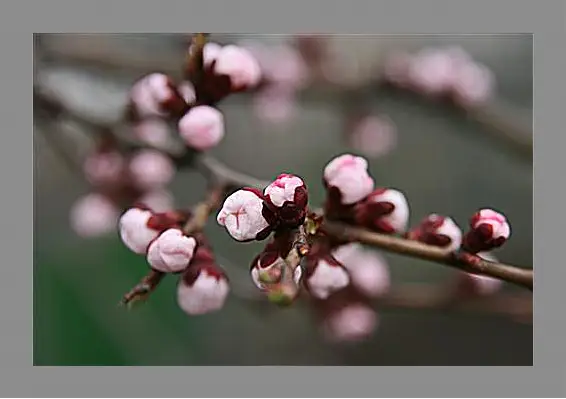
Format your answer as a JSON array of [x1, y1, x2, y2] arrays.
[[355, 188, 409, 234], [463, 209, 511, 253], [323, 154, 375, 205], [128, 150, 175, 191], [70, 193, 119, 238], [250, 252, 302, 290], [347, 115, 397, 158], [137, 190, 174, 213], [213, 45, 262, 91], [83, 151, 125, 186], [263, 174, 308, 228], [407, 214, 462, 251], [261, 44, 310, 90], [323, 304, 378, 343], [217, 189, 271, 242], [147, 228, 197, 273], [408, 48, 456, 95], [451, 62, 495, 107], [177, 264, 230, 316], [178, 105, 225, 151], [305, 257, 350, 300], [252, 87, 297, 126], [332, 243, 390, 298], [130, 73, 180, 117], [131, 119, 170, 147], [189, 42, 222, 68], [119, 207, 160, 254]]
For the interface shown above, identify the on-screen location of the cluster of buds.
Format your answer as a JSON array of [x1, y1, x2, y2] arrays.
[[382, 46, 496, 107], [407, 209, 511, 296], [323, 154, 410, 235], [70, 135, 175, 238], [118, 205, 230, 315]]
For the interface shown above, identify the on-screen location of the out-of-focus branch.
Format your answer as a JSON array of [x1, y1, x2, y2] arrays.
[[320, 220, 533, 291]]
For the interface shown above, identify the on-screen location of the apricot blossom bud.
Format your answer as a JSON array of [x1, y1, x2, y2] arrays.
[[70, 193, 119, 238], [408, 48, 456, 95], [323, 154, 375, 205], [119, 207, 160, 254], [263, 174, 308, 228], [323, 304, 378, 343], [304, 256, 350, 300], [407, 214, 462, 251], [129, 73, 186, 118], [178, 105, 225, 151], [147, 228, 197, 273], [213, 45, 262, 91], [332, 243, 390, 298], [463, 209, 511, 253], [128, 150, 175, 191], [347, 115, 397, 159], [217, 189, 271, 242], [83, 151, 125, 187], [451, 62, 495, 107], [177, 258, 229, 316], [355, 188, 409, 234], [132, 119, 170, 147]]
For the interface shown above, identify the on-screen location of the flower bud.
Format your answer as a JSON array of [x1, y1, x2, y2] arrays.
[[213, 45, 262, 91], [263, 174, 308, 228], [137, 190, 174, 213], [332, 243, 390, 298], [178, 105, 225, 151], [323, 154, 375, 205], [407, 214, 462, 251], [129, 73, 186, 118], [119, 207, 161, 254], [128, 150, 175, 191], [132, 119, 170, 147], [253, 86, 297, 126], [217, 188, 272, 242], [347, 115, 397, 159], [355, 188, 409, 234], [451, 62, 495, 107], [147, 228, 197, 273], [304, 256, 350, 300], [70, 193, 119, 238], [323, 304, 378, 343], [83, 151, 125, 187], [177, 258, 229, 316], [408, 48, 456, 95], [463, 209, 511, 253]]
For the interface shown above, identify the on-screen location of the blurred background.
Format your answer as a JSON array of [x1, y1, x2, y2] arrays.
[[33, 34, 533, 366]]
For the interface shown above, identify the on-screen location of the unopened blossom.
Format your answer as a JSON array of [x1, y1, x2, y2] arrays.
[[129, 73, 185, 118], [212, 45, 262, 91], [177, 261, 229, 316], [189, 42, 222, 68], [147, 228, 197, 273], [463, 209, 511, 253], [407, 48, 457, 95], [119, 207, 160, 254], [347, 115, 397, 158], [132, 119, 171, 147], [259, 43, 310, 90], [128, 150, 175, 191], [70, 193, 119, 238], [263, 174, 308, 228], [323, 154, 375, 205], [407, 214, 462, 252], [178, 105, 225, 151], [451, 62, 495, 107], [83, 151, 125, 186], [217, 189, 271, 242], [305, 257, 350, 300], [332, 243, 390, 298], [253, 86, 297, 125], [323, 304, 378, 343], [355, 188, 410, 234]]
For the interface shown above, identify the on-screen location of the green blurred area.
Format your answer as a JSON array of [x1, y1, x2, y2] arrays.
[[34, 34, 533, 365]]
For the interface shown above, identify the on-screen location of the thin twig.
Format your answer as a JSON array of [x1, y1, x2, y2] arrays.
[[320, 220, 533, 290]]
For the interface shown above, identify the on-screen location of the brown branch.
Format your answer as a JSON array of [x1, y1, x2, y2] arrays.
[[320, 220, 533, 291]]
